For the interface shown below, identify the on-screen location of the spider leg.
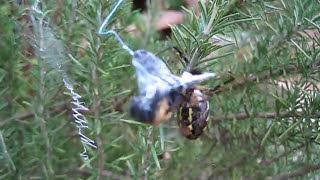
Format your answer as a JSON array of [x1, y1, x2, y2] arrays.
[[172, 47, 202, 74], [208, 73, 235, 93], [172, 46, 189, 66], [190, 72, 234, 95], [156, 46, 190, 68]]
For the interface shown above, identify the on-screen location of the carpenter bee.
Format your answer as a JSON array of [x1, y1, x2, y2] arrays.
[[129, 50, 216, 126]]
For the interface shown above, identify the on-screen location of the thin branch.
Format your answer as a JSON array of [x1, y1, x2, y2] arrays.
[[224, 0, 244, 16], [208, 157, 247, 178], [180, 142, 217, 178], [71, 168, 130, 180], [203, 3, 218, 36], [212, 108, 320, 122], [270, 162, 320, 180], [263, 143, 305, 166], [12, 102, 69, 121], [1, 102, 69, 127], [215, 57, 319, 95], [68, 0, 77, 37], [214, 65, 297, 94], [143, 127, 154, 180], [0, 131, 16, 171], [95, 7, 104, 178], [212, 111, 301, 123], [186, 47, 200, 71], [36, 13, 54, 175]]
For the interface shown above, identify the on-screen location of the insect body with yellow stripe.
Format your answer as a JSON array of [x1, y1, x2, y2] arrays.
[[178, 86, 210, 140], [177, 73, 234, 139]]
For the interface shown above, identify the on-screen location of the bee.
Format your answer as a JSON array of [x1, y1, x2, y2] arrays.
[[129, 50, 215, 126]]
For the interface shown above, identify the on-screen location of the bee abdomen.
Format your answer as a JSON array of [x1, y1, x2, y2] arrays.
[[129, 97, 155, 124], [129, 92, 175, 126]]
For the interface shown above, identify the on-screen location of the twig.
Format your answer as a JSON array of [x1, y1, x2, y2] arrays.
[[186, 47, 200, 71], [208, 157, 247, 178], [94, 12, 104, 178], [143, 127, 154, 180], [212, 111, 299, 123], [11, 102, 69, 121], [0, 131, 16, 171], [37, 13, 54, 175], [1, 102, 69, 127], [68, 0, 77, 37], [180, 142, 216, 178], [270, 162, 320, 180], [224, 0, 244, 16], [214, 65, 297, 94], [263, 143, 305, 166], [209, 33, 319, 95], [212, 110, 320, 122], [71, 168, 130, 180], [203, 3, 218, 36]]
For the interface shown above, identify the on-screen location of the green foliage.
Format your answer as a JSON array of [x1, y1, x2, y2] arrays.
[[1, 0, 319, 179]]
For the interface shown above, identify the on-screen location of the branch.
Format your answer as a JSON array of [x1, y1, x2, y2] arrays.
[[0, 131, 16, 171], [225, 0, 244, 16], [263, 143, 305, 166], [94, 14, 103, 178], [71, 168, 130, 180], [1, 102, 69, 127], [212, 111, 320, 123], [180, 142, 216, 178], [143, 127, 154, 180], [212, 111, 297, 123], [11, 102, 68, 121], [214, 65, 297, 94], [216, 56, 320, 95], [208, 157, 247, 178], [270, 162, 320, 180]]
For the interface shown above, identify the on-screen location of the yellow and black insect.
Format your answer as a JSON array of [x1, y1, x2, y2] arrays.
[[177, 75, 234, 139], [178, 86, 210, 140]]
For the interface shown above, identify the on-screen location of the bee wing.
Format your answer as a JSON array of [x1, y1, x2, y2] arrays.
[[132, 49, 215, 98], [133, 50, 180, 85], [142, 77, 171, 99], [133, 61, 171, 96], [132, 51, 181, 98], [179, 71, 216, 87]]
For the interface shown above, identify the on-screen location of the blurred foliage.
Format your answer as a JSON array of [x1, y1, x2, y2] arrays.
[[0, 0, 320, 179]]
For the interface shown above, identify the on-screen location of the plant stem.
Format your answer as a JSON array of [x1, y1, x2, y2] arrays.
[[94, 22, 104, 179], [143, 127, 154, 180]]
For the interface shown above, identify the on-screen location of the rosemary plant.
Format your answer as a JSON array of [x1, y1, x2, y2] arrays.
[[0, 0, 319, 179]]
